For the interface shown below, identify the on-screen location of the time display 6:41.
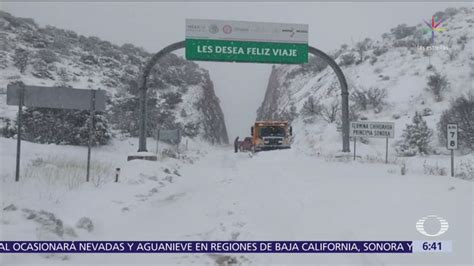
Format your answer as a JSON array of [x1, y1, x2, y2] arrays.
[[412, 240, 452, 253]]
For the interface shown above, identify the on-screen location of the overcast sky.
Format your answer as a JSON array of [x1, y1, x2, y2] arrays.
[[2, 2, 469, 139]]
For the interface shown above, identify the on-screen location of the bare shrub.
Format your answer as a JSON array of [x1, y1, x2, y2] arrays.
[[369, 57, 377, 65], [301, 96, 323, 117], [321, 99, 340, 123], [13, 48, 29, 73], [279, 104, 298, 122], [351, 89, 369, 110], [339, 53, 356, 67], [23, 156, 113, 191], [427, 72, 449, 102], [447, 49, 459, 61], [355, 38, 372, 62], [76, 217, 94, 232], [456, 160, 474, 180], [400, 163, 407, 175], [373, 46, 389, 56], [350, 87, 387, 111], [457, 34, 468, 49], [366, 87, 388, 109], [390, 24, 416, 39], [423, 161, 447, 176], [56, 67, 71, 86]]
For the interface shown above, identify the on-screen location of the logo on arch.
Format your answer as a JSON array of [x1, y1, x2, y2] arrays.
[[223, 25, 232, 34]]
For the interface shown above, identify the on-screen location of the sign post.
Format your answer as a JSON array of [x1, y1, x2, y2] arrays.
[[86, 90, 96, 182], [353, 137, 356, 160], [14, 83, 25, 182], [350, 121, 395, 162], [7, 83, 105, 182], [177, 128, 181, 159], [155, 127, 161, 155], [446, 124, 458, 177]]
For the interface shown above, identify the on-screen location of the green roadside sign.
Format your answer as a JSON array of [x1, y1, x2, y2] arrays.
[[186, 39, 307, 64], [185, 19, 308, 64]]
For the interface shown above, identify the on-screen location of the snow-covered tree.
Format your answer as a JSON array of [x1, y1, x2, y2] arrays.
[[183, 122, 200, 138], [160, 91, 183, 109], [19, 108, 111, 146], [108, 96, 160, 137], [0, 118, 16, 138], [35, 49, 59, 64], [180, 108, 187, 118], [13, 48, 29, 73], [0, 51, 8, 69], [397, 112, 433, 155], [438, 94, 474, 151]]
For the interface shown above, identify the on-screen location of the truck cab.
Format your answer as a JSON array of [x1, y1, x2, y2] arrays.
[[251, 120, 292, 152]]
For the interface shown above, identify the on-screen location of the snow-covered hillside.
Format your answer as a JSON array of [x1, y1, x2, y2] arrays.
[[0, 11, 228, 144], [258, 7, 473, 156]]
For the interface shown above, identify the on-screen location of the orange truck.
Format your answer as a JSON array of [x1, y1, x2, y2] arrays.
[[250, 120, 292, 152]]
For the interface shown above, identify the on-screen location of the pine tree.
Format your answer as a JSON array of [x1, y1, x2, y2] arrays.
[[399, 112, 433, 155], [438, 94, 474, 151], [19, 107, 110, 145]]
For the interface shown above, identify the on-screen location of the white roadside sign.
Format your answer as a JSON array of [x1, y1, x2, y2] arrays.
[[446, 124, 458, 150], [350, 121, 395, 139], [185, 19, 308, 44]]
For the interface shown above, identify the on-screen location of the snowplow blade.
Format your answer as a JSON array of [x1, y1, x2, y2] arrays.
[[254, 145, 291, 152]]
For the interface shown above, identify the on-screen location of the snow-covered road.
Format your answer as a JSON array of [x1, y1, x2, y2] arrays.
[[1, 139, 472, 265]]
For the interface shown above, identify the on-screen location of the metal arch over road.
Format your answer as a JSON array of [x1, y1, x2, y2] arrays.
[[307, 46, 350, 152], [137, 40, 350, 153], [137, 41, 186, 154]]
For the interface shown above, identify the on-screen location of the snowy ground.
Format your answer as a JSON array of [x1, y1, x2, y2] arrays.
[[0, 137, 473, 265]]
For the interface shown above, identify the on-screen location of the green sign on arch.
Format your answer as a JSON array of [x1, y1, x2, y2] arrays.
[[185, 19, 308, 64], [186, 39, 308, 64]]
